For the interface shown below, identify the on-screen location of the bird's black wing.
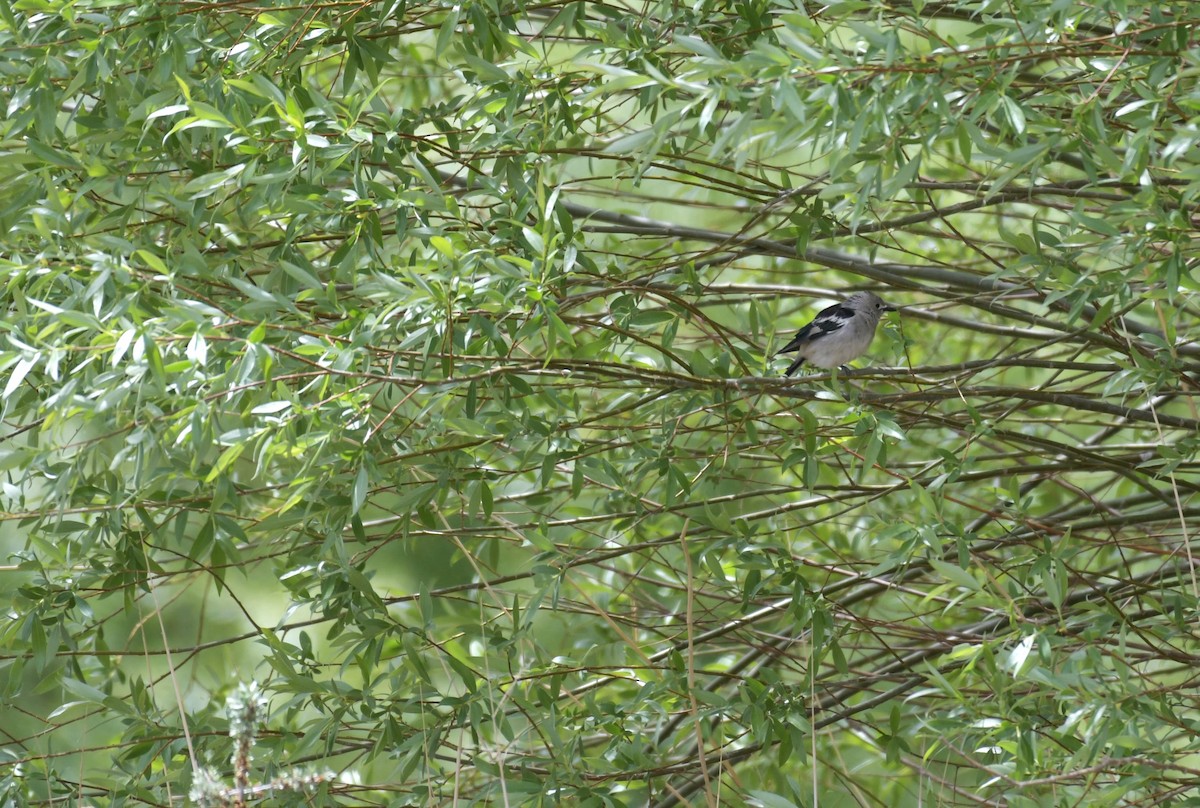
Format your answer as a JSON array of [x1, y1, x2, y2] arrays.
[[774, 303, 854, 355]]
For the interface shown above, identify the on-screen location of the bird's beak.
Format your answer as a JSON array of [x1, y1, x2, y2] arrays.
[[883, 304, 898, 313]]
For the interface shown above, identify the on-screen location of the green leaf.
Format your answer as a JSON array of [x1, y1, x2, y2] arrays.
[[25, 139, 82, 168], [928, 559, 982, 593], [3, 355, 36, 398], [462, 53, 511, 82], [999, 95, 1026, 135], [747, 791, 801, 808]]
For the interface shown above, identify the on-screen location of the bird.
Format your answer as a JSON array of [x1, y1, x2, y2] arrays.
[[775, 291, 894, 376]]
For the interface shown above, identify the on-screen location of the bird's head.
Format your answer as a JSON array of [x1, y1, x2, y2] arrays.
[[847, 291, 896, 315]]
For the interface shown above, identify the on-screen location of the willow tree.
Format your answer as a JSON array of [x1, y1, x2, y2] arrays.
[[2, 0, 1199, 805]]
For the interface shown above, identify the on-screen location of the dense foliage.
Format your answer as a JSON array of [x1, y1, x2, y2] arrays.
[[3, 0, 1200, 804]]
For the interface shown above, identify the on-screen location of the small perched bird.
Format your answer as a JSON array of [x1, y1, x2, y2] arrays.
[[776, 291, 894, 376]]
